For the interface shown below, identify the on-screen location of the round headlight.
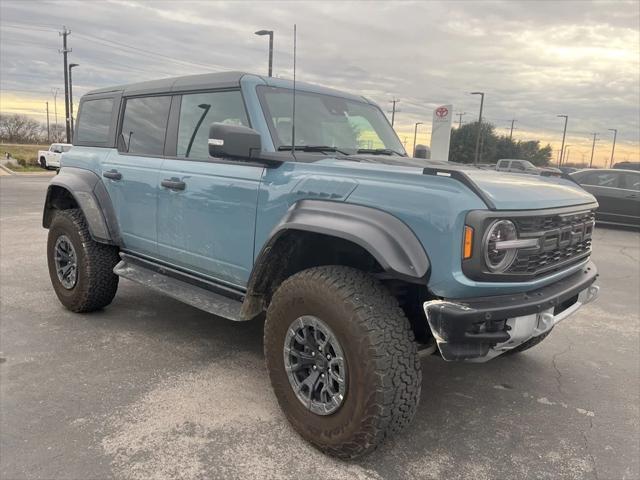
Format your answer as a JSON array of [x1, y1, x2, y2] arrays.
[[483, 220, 517, 272]]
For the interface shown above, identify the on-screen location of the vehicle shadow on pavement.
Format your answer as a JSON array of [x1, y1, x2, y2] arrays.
[[77, 279, 600, 480]]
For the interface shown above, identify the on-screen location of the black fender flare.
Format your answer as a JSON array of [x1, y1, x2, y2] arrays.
[[42, 167, 121, 245], [250, 199, 430, 285]]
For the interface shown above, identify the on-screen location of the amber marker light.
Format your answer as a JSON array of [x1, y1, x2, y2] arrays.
[[463, 226, 474, 259]]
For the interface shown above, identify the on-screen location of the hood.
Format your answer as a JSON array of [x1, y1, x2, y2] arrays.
[[347, 155, 597, 210]]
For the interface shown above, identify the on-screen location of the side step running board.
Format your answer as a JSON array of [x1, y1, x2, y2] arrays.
[[113, 257, 243, 321]]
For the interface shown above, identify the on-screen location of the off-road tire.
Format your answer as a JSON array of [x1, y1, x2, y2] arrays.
[[502, 329, 553, 356], [264, 266, 422, 459], [39, 157, 47, 169], [47, 208, 119, 312]]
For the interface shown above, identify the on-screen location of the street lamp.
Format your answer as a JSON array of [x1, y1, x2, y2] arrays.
[[255, 29, 274, 77], [413, 122, 423, 157], [69, 63, 79, 141], [589, 132, 598, 168], [563, 144, 571, 164], [470, 92, 484, 165], [608, 128, 618, 168], [557, 114, 568, 166]]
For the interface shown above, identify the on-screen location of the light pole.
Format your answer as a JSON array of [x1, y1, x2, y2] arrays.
[[589, 133, 598, 168], [255, 29, 273, 77], [608, 128, 618, 168], [562, 144, 571, 165], [69, 63, 79, 142], [557, 114, 568, 166], [413, 122, 423, 157], [471, 92, 484, 165], [51, 87, 59, 142]]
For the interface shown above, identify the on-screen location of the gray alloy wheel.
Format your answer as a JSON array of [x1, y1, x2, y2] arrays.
[[53, 234, 78, 289], [284, 315, 347, 415]]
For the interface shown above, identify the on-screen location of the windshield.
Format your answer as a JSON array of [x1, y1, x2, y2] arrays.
[[258, 86, 406, 156]]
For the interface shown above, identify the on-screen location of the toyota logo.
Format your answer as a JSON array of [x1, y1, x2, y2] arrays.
[[435, 107, 449, 118]]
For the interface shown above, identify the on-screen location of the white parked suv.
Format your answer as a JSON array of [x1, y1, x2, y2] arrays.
[[38, 143, 72, 169], [496, 158, 562, 177]]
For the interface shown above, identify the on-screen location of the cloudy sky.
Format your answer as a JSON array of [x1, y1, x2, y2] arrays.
[[1, 0, 638, 165]]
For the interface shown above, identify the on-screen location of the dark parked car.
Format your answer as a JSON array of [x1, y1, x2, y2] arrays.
[[613, 161, 640, 171], [559, 166, 578, 175], [571, 169, 640, 227]]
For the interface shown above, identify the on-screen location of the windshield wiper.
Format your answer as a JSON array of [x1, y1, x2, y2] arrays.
[[278, 145, 349, 155], [356, 148, 405, 156]]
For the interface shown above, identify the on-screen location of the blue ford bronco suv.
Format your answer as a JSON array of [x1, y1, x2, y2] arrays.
[[43, 71, 599, 458]]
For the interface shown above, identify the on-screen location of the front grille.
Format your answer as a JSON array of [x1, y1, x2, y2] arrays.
[[514, 210, 595, 234], [508, 209, 595, 276]]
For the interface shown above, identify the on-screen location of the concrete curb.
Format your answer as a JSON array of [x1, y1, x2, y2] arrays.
[[0, 164, 55, 177]]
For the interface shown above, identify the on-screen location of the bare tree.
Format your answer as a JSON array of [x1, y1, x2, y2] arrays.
[[0, 114, 48, 144]]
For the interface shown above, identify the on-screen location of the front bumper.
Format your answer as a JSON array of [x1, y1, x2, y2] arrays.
[[423, 261, 599, 362]]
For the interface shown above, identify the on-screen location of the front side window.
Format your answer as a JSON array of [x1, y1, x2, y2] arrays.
[[258, 86, 405, 155], [177, 91, 249, 159], [512, 161, 525, 170], [120, 96, 171, 156], [76, 98, 114, 144]]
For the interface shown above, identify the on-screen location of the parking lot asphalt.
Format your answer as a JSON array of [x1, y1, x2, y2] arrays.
[[1, 175, 638, 480]]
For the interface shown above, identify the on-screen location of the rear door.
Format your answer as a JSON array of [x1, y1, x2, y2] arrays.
[[101, 95, 171, 257], [157, 90, 263, 286], [575, 170, 626, 223], [618, 171, 640, 226]]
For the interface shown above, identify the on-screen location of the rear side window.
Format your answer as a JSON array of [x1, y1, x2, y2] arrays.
[[581, 171, 620, 188], [76, 98, 114, 144], [120, 96, 171, 156], [177, 91, 249, 159], [621, 172, 640, 191]]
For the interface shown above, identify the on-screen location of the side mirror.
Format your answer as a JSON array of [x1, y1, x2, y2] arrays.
[[208, 123, 261, 160]]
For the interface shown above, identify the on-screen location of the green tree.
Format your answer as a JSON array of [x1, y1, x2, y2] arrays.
[[450, 121, 552, 166]]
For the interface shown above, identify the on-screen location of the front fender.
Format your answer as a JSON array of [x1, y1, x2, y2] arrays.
[[260, 199, 430, 281], [43, 167, 120, 244]]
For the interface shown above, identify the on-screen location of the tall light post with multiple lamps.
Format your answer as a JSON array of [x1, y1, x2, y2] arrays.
[[608, 128, 618, 168], [254, 29, 274, 77], [557, 114, 568, 166], [589, 132, 599, 168], [470, 92, 484, 165], [412, 122, 423, 157]]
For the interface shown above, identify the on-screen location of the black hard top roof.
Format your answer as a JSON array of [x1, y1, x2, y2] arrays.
[[85, 71, 252, 96], [83, 71, 369, 104]]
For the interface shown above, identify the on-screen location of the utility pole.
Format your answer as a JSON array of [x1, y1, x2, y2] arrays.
[[60, 26, 72, 143], [51, 87, 59, 141], [471, 92, 484, 165], [456, 112, 466, 128], [589, 132, 598, 168], [389, 98, 400, 127], [557, 114, 568, 166], [608, 128, 618, 168], [46, 102, 50, 143], [413, 122, 423, 157], [69, 63, 79, 141], [509, 119, 517, 141]]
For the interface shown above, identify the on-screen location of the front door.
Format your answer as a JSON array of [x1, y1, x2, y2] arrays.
[[101, 95, 172, 257], [157, 90, 263, 287]]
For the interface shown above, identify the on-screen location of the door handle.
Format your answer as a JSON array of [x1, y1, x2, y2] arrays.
[[626, 193, 638, 199], [161, 178, 186, 191], [103, 169, 122, 181]]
